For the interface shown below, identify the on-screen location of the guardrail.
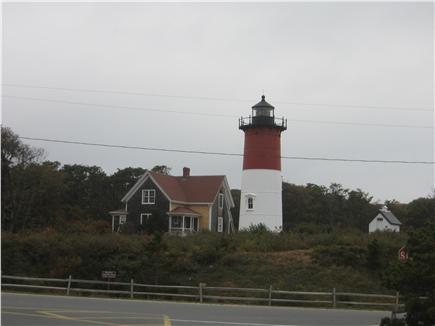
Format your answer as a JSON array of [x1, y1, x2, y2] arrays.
[[1, 275, 402, 312]]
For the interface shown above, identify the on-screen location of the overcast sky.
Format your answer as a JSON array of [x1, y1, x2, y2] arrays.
[[2, 2, 434, 203]]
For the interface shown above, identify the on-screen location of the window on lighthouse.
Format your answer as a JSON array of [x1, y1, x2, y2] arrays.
[[247, 197, 254, 210], [254, 108, 272, 117]]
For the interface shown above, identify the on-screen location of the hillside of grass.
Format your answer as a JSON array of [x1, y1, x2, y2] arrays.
[[1, 225, 406, 294]]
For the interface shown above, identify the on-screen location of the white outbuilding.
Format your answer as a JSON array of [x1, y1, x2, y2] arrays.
[[368, 206, 401, 233]]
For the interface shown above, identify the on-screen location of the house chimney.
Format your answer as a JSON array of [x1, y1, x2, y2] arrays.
[[183, 167, 190, 177]]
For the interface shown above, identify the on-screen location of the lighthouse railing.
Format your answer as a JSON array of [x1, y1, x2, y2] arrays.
[[239, 116, 287, 129]]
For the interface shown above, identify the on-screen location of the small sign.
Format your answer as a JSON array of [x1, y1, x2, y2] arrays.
[[398, 247, 408, 261], [102, 271, 116, 279]]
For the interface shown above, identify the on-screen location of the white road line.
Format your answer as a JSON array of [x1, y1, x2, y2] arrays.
[[171, 320, 379, 326], [170, 319, 299, 326]]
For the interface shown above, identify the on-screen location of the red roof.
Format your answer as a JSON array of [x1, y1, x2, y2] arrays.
[[168, 207, 201, 216], [150, 172, 224, 203]]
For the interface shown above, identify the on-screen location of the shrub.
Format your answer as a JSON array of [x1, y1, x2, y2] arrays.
[[312, 244, 367, 268], [379, 317, 406, 326]]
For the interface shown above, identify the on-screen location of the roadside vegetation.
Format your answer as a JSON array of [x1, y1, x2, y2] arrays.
[[2, 225, 406, 294]]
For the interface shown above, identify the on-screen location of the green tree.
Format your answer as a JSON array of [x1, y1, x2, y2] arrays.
[[405, 197, 435, 229], [383, 223, 435, 325], [282, 182, 376, 232], [345, 189, 376, 231], [151, 165, 171, 175], [1, 127, 44, 170], [2, 161, 65, 231], [61, 164, 110, 220], [108, 167, 147, 208], [1, 127, 52, 231]]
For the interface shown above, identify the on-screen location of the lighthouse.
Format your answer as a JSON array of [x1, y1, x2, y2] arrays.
[[238, 95, 287, 231]]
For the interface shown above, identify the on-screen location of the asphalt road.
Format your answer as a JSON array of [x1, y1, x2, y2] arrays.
[[2, 292, 388, 326]]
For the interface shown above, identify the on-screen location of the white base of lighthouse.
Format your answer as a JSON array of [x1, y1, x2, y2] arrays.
[[238, 169, 283, 231]]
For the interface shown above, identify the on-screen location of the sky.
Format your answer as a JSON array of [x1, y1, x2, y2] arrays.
[[2, 2, 434, 203]]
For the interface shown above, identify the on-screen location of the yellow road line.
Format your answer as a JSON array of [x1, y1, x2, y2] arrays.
[[38, 310, 121, 326], [2, 311, 51, 318], [3, 306, 118, 313], [119, 324, 165, 326], [52, 310, 162, 316], [4, 306, 169, 326], [3, 306, 161, 316], [163, 315, 172, 326], [75, 316, 162, 320], [119, 324, 164, 326]]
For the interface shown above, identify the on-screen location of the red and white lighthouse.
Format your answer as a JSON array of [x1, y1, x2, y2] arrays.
[[238, 95, 287, 231]]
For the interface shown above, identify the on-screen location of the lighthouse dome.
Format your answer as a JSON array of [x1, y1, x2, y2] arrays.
[[252, 95, 274, 117]]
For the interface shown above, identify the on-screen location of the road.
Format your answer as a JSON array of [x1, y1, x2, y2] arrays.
[[2, 292, 388, 326]]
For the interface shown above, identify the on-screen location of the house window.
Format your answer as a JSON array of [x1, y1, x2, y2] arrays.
[[377, 217, 383, 222], [247, 197, 254, 210], [119, 215, 127, 224], [219, 193, 224, 209], [142, 189, 156, 204], [193, 217, 199, 232], [184, 216, 191, 229], [171, 216, 182, 229], [217, 217, 223, 232], [140, 213, 152, 225], [170, 216, 199, 234]]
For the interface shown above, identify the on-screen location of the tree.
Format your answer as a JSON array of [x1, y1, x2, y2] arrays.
[[2, 161, 65, 232], [385, 200, 408, 229], [1, 127, 48, 231], [1, 127, 44, 170], [405, 197, 435, 229], [60, 164, 110, 220], [282, 182, 376, 231], [346, 189, 376, 231], [383, 223, 435, 325], [108, 167, 147, 208], [151, 165, 171, 175]]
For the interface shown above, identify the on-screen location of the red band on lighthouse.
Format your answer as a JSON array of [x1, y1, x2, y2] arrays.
[[243, 127, 282, 170]]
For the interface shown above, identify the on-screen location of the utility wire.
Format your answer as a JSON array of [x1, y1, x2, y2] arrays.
[[4, 83, 433, 112], [3, 95, 235, 118], [19, 136, 435, 165], [5, 95, 433, 130]]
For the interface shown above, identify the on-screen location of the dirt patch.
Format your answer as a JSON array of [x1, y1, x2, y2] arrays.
[[263, 249, 312, 265]]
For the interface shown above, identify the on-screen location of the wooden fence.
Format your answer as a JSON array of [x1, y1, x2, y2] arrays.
[[1, 275, 402, 312]]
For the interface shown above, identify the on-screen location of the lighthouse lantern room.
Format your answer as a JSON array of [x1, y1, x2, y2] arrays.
[[238, 95, 287, 231]]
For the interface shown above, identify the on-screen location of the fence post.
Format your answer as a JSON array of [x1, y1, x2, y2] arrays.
[[130, 279, 134, 299], [332, 288, 336, 308], [268, 285, 273, 306], [391, 291, 399, 319], [66, 275, 72, 296], [395, 291, 400, 310], [199, 283, 205, 303]]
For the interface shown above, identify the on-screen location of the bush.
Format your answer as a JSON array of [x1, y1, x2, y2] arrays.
[[2, 227, 406, 293], [379, 317, 405, 326], [405, 298, 435, 326], [312, 244, 367, 268]]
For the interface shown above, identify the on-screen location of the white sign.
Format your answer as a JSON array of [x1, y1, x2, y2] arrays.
[[102, 271, 116, 279]]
